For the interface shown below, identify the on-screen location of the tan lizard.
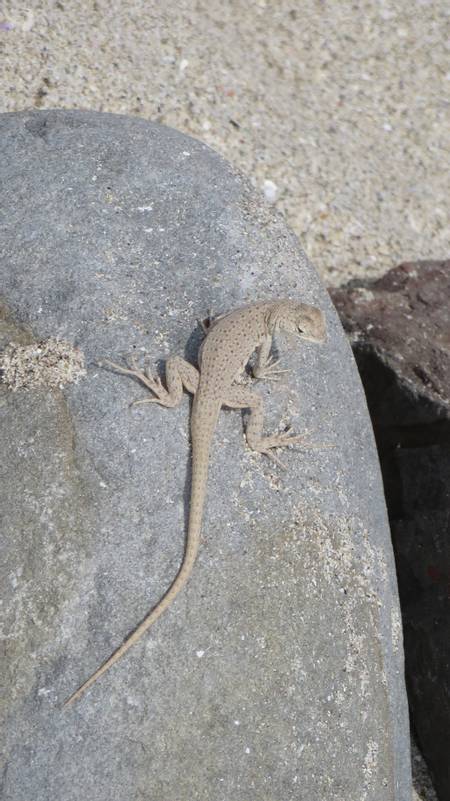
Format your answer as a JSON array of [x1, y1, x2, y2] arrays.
[[63, 299, 326, 706]]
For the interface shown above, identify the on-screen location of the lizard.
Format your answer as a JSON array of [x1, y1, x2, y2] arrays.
[[63, 299, 326, 706]]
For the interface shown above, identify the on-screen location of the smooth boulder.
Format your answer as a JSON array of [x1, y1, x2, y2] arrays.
[[1, 110, 411, 801]]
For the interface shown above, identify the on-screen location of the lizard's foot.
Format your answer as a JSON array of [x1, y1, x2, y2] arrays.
[[101, 353, 199, 408], [259, 431, 334, 468], [253, 430, 309, 451], [100, 357, 175, 407], [248, 429, 317, 470], [252, 356, 289, 382]]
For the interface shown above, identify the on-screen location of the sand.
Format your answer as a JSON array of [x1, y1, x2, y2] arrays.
[[1, 1, 448, 289]]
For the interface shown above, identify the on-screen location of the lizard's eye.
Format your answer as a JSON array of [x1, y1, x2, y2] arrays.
[[297, 326, 304, 334]]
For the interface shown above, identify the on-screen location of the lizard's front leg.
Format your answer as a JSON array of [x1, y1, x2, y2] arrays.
[[101, 355, 199, 407], [252, 335, 288, 381], [223, 385, 307, 467]]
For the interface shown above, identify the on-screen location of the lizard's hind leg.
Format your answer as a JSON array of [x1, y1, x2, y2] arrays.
[[223, 385, 308, 467], [102, 355, 199, 408]]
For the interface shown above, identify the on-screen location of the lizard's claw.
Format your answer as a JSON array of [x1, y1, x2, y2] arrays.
[[253, 357, 289, 382], [100, 356, 168, 401], [256, 428, 327, 470], [263, 449, 288, 470], [130, 397, 160, 407], [99, 357, 137, 376]]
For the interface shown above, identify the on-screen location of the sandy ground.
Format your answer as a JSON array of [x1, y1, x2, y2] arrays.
[[1, 2, 446, 798], [1, 1, 449, 288]]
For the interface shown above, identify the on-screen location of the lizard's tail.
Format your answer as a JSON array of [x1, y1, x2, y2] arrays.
[[62, 444, 209, 708]]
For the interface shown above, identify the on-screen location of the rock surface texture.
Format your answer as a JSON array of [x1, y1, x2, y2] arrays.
[[331, 261, 450, 801], [1, 110, 411, 801]]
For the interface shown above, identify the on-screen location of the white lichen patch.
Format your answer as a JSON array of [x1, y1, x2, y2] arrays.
[[391, 605, 403, 652], [0, 337, 86, 391], [293, 512, 389, 702], [363, 739, 379, 777]]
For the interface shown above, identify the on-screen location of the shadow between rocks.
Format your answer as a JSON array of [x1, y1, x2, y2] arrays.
[[330, 260, 450, 801]]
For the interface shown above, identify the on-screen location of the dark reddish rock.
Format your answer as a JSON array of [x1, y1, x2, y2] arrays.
[[330, 260, 450, 801]]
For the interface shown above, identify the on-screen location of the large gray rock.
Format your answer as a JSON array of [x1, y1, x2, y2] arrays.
[[0, 110, 411, 801]]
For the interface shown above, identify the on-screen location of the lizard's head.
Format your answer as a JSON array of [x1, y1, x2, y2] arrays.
[[267, 300, 326, 344]]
